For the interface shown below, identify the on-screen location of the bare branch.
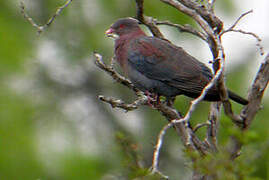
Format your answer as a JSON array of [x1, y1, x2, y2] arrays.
[[155, 20, 207, 41], [161, 0, 223, 33], [222, 100, 244, 124], [229, 54, 269, 159], [223, 29, 264, 55], [193, 122, 210, 133], [20, 1, 43, 33], [151, 121, 176, 179], [151, 119, 208, 176], [217, 11, 267, 161], [205, 102, 221, 152], [211, 35, 246, 124], [221, 10, 264, 56], [228, 136, 242, 160], [98, 95, 147, 112], [159, 0, 221, 59], [135, 0, 165, 39], [93, 53, 140, 94], [160, 0, 216, 36], [226, 10, 253, 31], [151, 169, 169, 180], [20, 0, 73, 34], [241, 53, 269, 128]]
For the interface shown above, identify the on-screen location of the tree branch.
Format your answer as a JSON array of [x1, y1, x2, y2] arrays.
[[205, 102, 221, 152], [155, 20, 207, 41], [176, 0, 223, 33], [221, 10, 264, 56], [20, 0, 73, 34], [135, 0, 165, 39], [94, 53, 140, 94], [193, 122, 210, 133], [225, 10, 253, 31], [228, 54, 269, 160], [241, 53, 269, 128], [160, 0, 222, 35], [223, 29, 264, 55], [98, 95, 147, 112]]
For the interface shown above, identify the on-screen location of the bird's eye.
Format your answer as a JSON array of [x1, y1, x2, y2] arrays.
[[119, 24, 125, 29]]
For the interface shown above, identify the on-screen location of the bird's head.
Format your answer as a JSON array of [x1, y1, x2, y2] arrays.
[[105, 18, 142, 38]]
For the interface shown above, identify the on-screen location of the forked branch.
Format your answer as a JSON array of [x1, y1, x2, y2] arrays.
[[20, 0, 73, 34]]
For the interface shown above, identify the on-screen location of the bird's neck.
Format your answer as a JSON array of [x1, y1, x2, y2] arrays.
[[116, 29, 145, 45], [115, 29, 145, 68]]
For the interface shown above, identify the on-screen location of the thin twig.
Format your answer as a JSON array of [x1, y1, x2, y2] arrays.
[[223, 29, 264, 55], [20, 2, 43, 33], [221, 10, 264, 56], [159, 0, 220, 59], [151, 119, 186, 176], [165, 0, 223, 33], [156, 20, 207, 41], [205, 102, 221, 152], [20, 0, 73, 34], [94, 53, 140, 94], [151, 169, 169, 180], [227, 10, 253, 31], [98, 95, 147, 112], [160, 0, 216, 36], [193, 122, 210, 132], [135, 0, 165, 38]]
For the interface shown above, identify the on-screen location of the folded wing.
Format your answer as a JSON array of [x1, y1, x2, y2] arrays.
[[127, 37, 217, 96]]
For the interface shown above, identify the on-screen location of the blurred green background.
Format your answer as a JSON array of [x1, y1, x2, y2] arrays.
[[0, 0, 268, 179]]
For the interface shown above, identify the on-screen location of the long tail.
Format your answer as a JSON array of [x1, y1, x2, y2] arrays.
[[228, 90, 248, 105]]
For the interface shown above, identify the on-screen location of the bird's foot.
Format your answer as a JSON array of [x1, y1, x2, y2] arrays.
[[166, 97, 176, 107], [145, 91, 160, 108]]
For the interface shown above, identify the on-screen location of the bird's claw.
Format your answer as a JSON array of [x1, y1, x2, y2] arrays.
[[145, 91, 161, 108]]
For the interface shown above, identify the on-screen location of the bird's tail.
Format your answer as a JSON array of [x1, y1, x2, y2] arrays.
[[228, 90, 248, 105]]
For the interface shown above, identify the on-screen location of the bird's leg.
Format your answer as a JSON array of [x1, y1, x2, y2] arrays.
[[166, 97, 176, 107], [145, 91, 153, 105], [156, 95, 161, 105], [145, 91, 158, 107]]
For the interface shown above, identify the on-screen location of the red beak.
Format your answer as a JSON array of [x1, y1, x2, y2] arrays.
[[105, 28, 114, 35]]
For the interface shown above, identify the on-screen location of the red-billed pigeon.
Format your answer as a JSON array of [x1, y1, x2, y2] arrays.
[[105, 17, 248, 105]]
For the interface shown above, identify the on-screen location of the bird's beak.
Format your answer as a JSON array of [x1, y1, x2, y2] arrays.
[[105, 28, 118, 39], [105, 28, 114, 35]]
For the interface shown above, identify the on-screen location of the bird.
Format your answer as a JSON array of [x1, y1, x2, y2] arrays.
[[105, 17, 248, 105]]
